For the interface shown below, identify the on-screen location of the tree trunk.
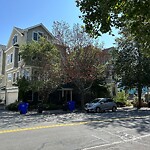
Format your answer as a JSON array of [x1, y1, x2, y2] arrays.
[[137, 84, 142, 109], [80, 92, 85, 110]]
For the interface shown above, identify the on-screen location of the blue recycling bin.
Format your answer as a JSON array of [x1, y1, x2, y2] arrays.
[[68, 101, 75, 111], [18, 102, 29, 114]]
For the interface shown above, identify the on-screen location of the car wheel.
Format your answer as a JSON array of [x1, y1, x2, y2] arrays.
[[112, 106, 117, 112], [96, 107, 101, 113]]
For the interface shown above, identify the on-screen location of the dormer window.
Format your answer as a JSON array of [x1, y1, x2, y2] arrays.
[[33, 32, 38, 41], [12, 35, 17, 45], [32, 31, 43, 41]]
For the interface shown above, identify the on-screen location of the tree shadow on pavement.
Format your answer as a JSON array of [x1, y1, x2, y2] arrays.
[[83, 108, 150, 134]]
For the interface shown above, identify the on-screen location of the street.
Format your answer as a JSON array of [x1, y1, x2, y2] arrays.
[[0, 107, 150, 150]]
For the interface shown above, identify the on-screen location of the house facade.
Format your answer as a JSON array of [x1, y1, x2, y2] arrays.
[[0, 45, 6, 104], [0, 24, 57, 105]]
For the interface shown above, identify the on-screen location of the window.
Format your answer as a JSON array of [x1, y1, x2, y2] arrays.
[[33, 32, 38, 41], [16, 72, 19, 79], [7, 73, 12, 81], [13, 73, 15, 82], [18, 53, 21, 62], [106, 99, 113, 102], [7, 55, 10, 64], [7, 54, 13, 64], [32, 31, 43, 41], [38, 32, 43, 38], [12, 35, 17, 45], [10, 53, 13, 63]]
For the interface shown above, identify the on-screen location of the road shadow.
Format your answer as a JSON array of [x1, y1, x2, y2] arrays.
[[0, 108, 149, 134], [82, 108, 150, 134]]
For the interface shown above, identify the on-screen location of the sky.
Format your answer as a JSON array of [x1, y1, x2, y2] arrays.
[[0, 0, 118, 48]]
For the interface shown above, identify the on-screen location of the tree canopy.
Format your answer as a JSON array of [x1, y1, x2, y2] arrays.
[[76, 0, 150, 53], [114, 30, 150, 108], [52, 21, 105, 108], [20, 38, 62, 101], [52, 21, 102, 50]]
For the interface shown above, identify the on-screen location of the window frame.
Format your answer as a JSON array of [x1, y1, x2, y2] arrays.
[[12, 34, 18, 45], [7, 73, 12, 81], [32, 31, 44, 41]]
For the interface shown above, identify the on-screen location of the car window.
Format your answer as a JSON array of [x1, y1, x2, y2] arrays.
[[91, 99, 100, 103], [106, 98, 113, 102], [99, 99, 106, 103]]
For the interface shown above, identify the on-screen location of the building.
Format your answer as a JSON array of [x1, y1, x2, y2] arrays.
[[0, 23, 57, 105], [0, 44, 6, 104]]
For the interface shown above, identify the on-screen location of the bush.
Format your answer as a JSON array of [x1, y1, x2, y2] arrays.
[[114, 91, 128, 107], [133, 98, 148, 107], [6, 101, 19, 111], [42, 103, 62, 110]]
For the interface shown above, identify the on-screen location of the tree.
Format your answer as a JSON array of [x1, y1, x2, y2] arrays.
[[114, 31, 150, 108], [62, 45, 104, 108], [20, 37, 62, 102], [52, 21, 105, 108], [76, 0, 150, 54], [52, 21, 101, 50]]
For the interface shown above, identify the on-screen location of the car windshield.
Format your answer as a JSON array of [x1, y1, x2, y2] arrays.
[[91, 98, 102, 103]]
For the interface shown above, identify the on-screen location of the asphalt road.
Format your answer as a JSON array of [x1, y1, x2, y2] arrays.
[[0, 107, 150, 150]]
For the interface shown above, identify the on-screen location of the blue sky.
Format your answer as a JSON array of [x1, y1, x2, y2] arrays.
[[0, 0, 118, 48]]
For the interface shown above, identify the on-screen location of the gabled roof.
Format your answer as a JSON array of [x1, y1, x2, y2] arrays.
[[6, 23, 57, 48], [14, 27, 24, 35], [24, 23, 55, 39]]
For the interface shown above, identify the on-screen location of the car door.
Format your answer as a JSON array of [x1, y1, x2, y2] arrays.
[[100, 98, 107, 110], [102, 98, 110, 110], [105, 98, 114, 110]]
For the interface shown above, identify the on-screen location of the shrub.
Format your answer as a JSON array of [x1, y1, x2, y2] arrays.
[[42, 103, 62, 110], [133, 98, 148, 107], [114, 91, 128, 107], [6, 101, 19, 111]]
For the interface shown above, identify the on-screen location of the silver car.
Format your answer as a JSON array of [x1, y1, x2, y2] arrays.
[[85, 98, 117, 113]]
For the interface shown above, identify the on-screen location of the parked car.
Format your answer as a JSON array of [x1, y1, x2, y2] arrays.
[[85, 98, 117, 113]]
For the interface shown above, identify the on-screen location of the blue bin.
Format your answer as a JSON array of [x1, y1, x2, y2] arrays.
[[18, 102, 29, 114], [68, 101, 75, 111]]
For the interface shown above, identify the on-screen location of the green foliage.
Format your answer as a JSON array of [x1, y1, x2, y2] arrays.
[[17, 77, 30, 101], [6, 101, 19, 111], [20, 37, 62, 101], [42, 103, 62, 110], [114, 30, 150, 89], [91, 79, 110, 98], [76, 0, 150, 54], [114, 91, 128, 104]]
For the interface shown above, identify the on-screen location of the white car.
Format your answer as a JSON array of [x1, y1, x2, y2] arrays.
[[85, 98, 117, 113]]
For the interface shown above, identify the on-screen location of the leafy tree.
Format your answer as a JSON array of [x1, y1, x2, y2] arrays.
[[20, 37, 62, 102], [52, 21, 101, 50], [114, 31, 150, 108], [62, 45, 105, 108], [76, 0, 150, 54], [52, 21, 105, 108], [17, 77, 30, 102]]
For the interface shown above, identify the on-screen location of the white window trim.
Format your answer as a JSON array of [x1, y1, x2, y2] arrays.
[[7, 73, 12, 82], [12, 34, 18, 45], [32, 31, 44, 41], [7, 52, 13, 65], [32, 32, 38, 41]]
